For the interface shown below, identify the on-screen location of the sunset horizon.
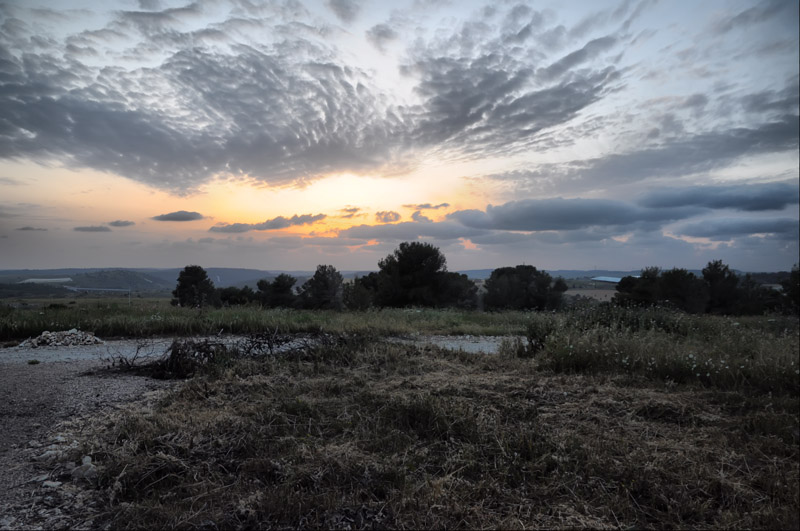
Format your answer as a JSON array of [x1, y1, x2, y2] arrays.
[[1, 0, 797, 272]]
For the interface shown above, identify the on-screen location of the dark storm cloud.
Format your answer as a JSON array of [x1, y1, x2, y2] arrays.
[[448, 198, 700, 231], [375, 211, 401, 223], [327, 0, 361, 23], [16, 226, 46, 231], [74, 225, 112, 232], [403, 202, 450, 210], [639, 182, 800, 212], [366, 24, 398, 52], [675, 218, 799, 240], [209, 214, 326, 233], [152, 210, 204, 222], [108, 220, 136, 227]]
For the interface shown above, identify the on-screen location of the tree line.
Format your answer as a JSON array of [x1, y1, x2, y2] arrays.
[[614, 260, 799, 315], [171, 242, 799, 315], [171, 241, 567, 312]]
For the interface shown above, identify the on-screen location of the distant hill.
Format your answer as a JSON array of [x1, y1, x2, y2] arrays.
[[457, 269, 646, 280]]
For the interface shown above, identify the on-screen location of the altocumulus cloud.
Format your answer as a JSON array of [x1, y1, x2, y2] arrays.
[[74, 225, 112, 232], [209, 214, 326, 233], [109, 220, 135, 227], [152, 211, 204, 222]]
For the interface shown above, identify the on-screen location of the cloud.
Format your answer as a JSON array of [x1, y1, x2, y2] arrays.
[[411, 211, 432, 222], [339, 207, 361, 219], [0, 9, 407, 193], [448, 198, 701, 231], [487, 114, 799, 192], [639, 182, 800, 212], [16, 226, 47, 231], [675, 217, 799, 241], [714, 0, 797, 34], [0, 177, 23, 185], [538, 35, 617, 81], [108, 220, 136, 227], [403, 202, 450, 210], [366, 24, 398, 52], [327, 0, 361, 23], [152, 211, 204, 222], [341, 220, 486, 241], [375, 211, 401, 223], [74, 225, 112, 232], [209, 214, 326, 233]]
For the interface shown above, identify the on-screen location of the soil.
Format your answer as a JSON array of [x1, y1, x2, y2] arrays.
[[0, 342, 177, 529]]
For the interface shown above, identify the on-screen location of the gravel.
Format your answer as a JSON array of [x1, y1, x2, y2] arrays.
[[0, 340, 178, 530]]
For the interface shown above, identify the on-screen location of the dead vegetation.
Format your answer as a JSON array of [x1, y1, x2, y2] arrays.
[[64, 332, 798, 530]]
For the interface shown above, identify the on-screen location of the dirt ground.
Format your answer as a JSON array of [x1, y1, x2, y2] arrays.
[[0, 346, 176, 529]]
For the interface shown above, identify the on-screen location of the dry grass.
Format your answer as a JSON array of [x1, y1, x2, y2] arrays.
[[71, 335, 798, 530]]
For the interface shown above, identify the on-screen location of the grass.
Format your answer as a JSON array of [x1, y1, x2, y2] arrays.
[[0, 299, 535, 340], [57, 312, 798, 530], [7, 301, 798, 528]]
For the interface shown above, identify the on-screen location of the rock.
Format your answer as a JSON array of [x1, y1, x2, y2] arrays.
[[71, 457, 97, 481], [33, 450, 61, 462], [19, 329, 104, 348]]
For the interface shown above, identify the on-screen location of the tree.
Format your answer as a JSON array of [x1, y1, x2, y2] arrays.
[[257, 274, 297, 308], [344, 275, 376, 310], [484, 265, 563, 311], [702, 260, 740, 314], [375, 242, 448, 307], [298, 265, 344, 310], [659, 268, 708, 313], [781, 264, 800, 314], [436, 272, 478, 309], [171, 265, 216, 308]]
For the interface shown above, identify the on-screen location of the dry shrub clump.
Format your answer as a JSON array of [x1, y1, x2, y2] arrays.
[[75, 329, 797, 530]]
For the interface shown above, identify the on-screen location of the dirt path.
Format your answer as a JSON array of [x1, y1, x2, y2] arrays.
[[0, 346, 176, 529]]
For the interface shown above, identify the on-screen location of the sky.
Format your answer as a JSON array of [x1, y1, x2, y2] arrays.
[[0, 0, 798, 272]]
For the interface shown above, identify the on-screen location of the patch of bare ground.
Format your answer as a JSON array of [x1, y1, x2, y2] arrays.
[[9, 337, 796, 530]]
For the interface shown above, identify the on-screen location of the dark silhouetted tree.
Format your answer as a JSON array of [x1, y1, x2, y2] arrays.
[[172, 265, 216, 308], [484, 265, 563, 310], [658, 268, 708, 313], [375, 242, 448, 307], [298, 265, 344, 310], [344, 275, 375, 310], [257, 274, 297, 308], [782, 264, 800, 314], [217, 285, 255, 306], [703, 260, 740, 313], [437, 272, 478, 309]]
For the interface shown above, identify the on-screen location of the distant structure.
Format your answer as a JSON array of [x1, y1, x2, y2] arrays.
[[18, 277, 73, 284], [590, 276, 624, 284]]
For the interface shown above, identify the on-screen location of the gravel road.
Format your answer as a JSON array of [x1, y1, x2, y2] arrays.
[[0, 340, 178, 529]]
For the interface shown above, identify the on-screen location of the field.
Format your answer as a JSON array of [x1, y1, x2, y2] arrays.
[[1, 302, 798, 529]]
